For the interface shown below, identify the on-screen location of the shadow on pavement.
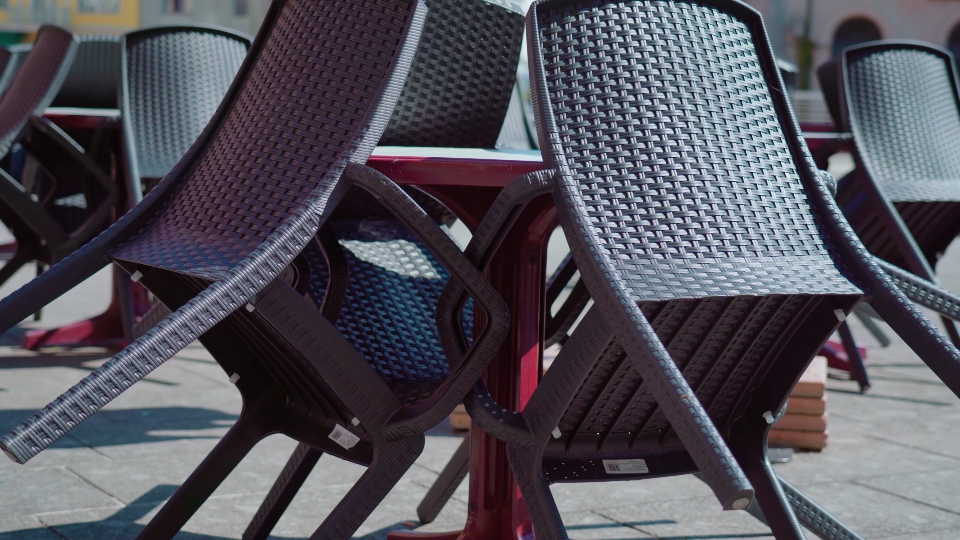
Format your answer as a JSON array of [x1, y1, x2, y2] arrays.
[[0, 407, 237, 448]]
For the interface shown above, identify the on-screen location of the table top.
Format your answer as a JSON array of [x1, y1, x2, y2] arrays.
[[368, 146, 545, 188]]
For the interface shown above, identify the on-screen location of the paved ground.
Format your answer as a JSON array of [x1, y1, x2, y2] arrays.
[[4, 163, 960, 538]]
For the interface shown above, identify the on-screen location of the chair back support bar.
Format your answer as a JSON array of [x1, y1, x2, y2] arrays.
[[0, 26, 77, 157], [380, 0, 524, 147], [121, 27, 251, 203]]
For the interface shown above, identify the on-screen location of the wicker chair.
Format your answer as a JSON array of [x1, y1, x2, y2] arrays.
[[240, 1, 526, 537], [0, 26, 124, 287], [818, 41, 960, 386], [437, 2, 960, 539], [0, 2, 511, 539]]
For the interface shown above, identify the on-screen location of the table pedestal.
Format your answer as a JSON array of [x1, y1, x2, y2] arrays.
[[389, 185, 556, 540]]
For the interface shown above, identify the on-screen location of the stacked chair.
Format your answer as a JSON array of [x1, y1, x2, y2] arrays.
[[0, 2, 516, 540], [4, 3, 960, 540], [429, 0, 960, 538], [0, 25, 125, 286], [817, 41, 960, 389]]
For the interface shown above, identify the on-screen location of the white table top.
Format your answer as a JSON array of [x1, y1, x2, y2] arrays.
[[371, 146, 542, 162]]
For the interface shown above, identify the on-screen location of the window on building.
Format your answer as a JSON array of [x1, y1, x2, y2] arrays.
[[236, 0, 249, 16], [832, 17, 882, 57], [165, 0, 189, 14], [78, 0, 120, 14]]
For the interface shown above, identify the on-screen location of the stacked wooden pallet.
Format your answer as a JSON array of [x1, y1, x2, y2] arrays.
[[769, 356, 829, 451]]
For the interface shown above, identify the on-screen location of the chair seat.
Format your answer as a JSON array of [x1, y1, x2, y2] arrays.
[[303, 200, 471, 405]]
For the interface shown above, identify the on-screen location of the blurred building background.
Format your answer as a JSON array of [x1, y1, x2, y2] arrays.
[[0, 0, 269, 45]]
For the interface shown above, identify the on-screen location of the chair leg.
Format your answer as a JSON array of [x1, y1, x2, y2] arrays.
[[242, 442, 323, 540], [310, 434, 425, 540], [941, 315, 960, 349], [417, 434, 469, 524], [777, 474, 865, 540], [730, 428, 807, 540], [852, 307, 890, 347], [136, 395, 280, 540], [837, 322, 870, 392], [506, 444, 568, 540], [0, 248, 30, 287]]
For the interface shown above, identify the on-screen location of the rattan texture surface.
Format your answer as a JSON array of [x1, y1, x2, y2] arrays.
[[303, 193, 461, 406], [380, 0, 523, 147], [0, 26, 76, 157], [537, 1, 857, 301], [846, 46, 960, 202], [495, 83, 537, 150], [0, 0, 424, 465], [123, 28, 249, 182], [51, 35, 120, 109]]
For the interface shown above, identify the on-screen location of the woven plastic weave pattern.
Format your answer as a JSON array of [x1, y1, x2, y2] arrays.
[[0, 26, 75, 157], [51, 35, 120, 109], [847, 47, 960, 202], [380, 0, 523, 147], [304, 220, 450, 405], [539, 0, 857, 300], [124, 30, 247, 180], [112, 0, 412, 277]]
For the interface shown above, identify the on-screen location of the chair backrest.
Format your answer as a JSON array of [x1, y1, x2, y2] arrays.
[[530, 0, 855, 303], [120, 26, 250, 201], [379, 0, 524, 148], [840, 41, 960, 201], [51, 34, 121, 109], [494, 82, 538, 150], [110, 0, 425, 278], [0, 26, 77, 157], [0, 44, 32, 98], [527, 0, 863, 467]]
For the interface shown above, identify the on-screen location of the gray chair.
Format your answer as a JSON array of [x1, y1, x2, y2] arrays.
[[450, 1, 960, 538]]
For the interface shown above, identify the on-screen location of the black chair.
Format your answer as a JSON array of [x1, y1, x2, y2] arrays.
[[0, 2, 511, 539], [50, 34, 121, 109], [0, 26, 121, 287], [819, 41, 960, 391], [241, 0, 526, 537], [447, 1, 960, 539]]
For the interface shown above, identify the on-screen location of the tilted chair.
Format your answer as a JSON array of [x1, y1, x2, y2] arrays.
[[439, 1, 960, 539], [0, 44, 30, 98], [818, 41, 960, 384], [240, 0, 526, 537], [0, 2, 511, 540], [0, 26, 123, 286]]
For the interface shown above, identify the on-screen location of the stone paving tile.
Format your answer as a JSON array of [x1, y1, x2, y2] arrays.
[[0, 515, 58, 538], [599, 495, 774, 539], [549, 475, 714, 515], [0, 467, 121, 519], [854, 468, 960, 516], [561, 511, 654, 539]]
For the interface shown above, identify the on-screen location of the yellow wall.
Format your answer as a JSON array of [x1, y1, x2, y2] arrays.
[[69, 0, 139, 31]]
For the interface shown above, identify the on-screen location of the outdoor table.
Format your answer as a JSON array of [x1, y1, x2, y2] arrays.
[[372, 147, 547, 539]]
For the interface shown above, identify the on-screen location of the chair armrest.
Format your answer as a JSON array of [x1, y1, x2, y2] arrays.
[[818, 169, 837, 197], [436, 169, 556, 446], [874, 257, 960, 322], [342, 162, 511, 437]]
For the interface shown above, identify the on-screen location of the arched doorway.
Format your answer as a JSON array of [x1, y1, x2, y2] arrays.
[[832, 17, 882, 57]]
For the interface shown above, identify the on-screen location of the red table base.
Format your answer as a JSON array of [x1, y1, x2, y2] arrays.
[[23, 298, 127, 350]]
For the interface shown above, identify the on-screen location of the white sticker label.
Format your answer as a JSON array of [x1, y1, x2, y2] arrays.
[[602, 459, 649, 475], [328, 424, 360, 450]]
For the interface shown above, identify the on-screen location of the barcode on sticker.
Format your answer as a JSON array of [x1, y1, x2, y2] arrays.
[[602, 459, 648, 475], [329, 424, 360, 450]]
